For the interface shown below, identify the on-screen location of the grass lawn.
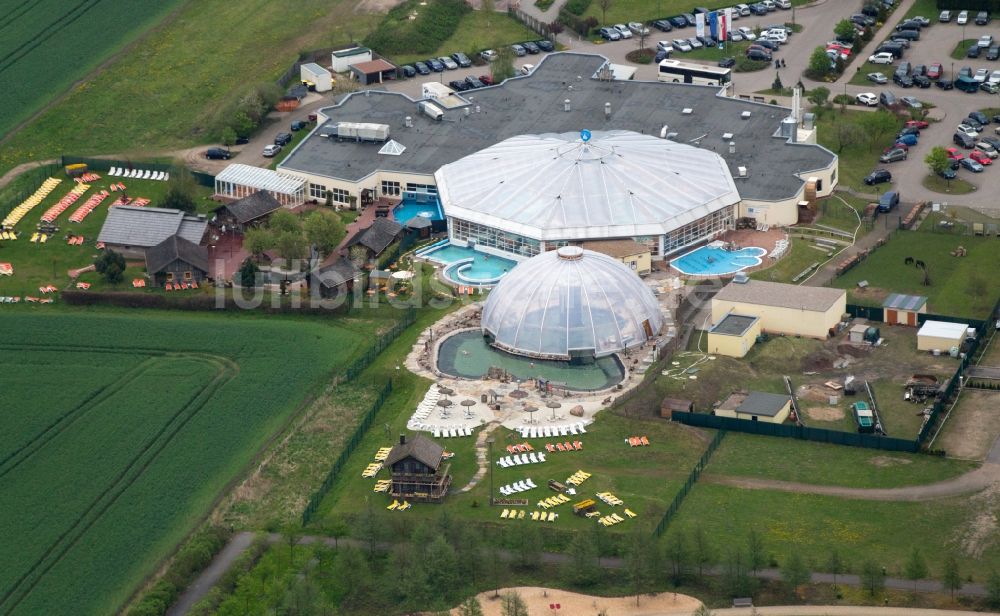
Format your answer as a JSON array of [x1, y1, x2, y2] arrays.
[[683, 41, 749, 62], [663, 483, 1000, 573], [0, 0, 383, 178], [902, 0, 940, 21], [582, 1, 809, 27], [815, 110, 903, 192], [922, 173, 977, 195], [848, 62, 892, 86], [750, 238, 827, 284], [391, 12, 539, 66], [951, 39, 980, 60], [0, 309, 370, 615], [831, 230, 999, 318], [708, 433, 976, 488], [816, 194, 867, 233]]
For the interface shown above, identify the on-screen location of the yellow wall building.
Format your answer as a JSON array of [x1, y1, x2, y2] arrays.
[[579, 240, 652, 275], [707, 313, 761, 358], [715, 391, 792, 424], [712, 279, 846, 339], [916, 320, 969, 352]]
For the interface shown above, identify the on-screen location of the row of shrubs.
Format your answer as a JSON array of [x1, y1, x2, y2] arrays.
[[61, 290, 353, 314], [562, 0, 592, 16], [364, 0, 471, 57]]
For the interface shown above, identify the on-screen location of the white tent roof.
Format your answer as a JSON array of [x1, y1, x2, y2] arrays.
[[215, 163, 305, 195], [917, 320, 969, 340], [434, 130, 741, 242], [378, 139, 406, 156]]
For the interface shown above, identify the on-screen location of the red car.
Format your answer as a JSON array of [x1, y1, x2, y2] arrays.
[[905, 120, 930, 129], [827, 44, 852, 56], [885, 143, 909, 153], [970, 149, 993, 165], [479, 74, 494, 85], [946, 147, 965, 161], [927, 63, 942, 79]]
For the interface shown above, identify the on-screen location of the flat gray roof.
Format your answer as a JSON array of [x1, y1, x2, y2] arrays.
[[97, 206, 207, 248], [738, 391, 791, 417], [710, 313, 759, 337], [715, 279, 845, 313], [279, 52, 836, 203]]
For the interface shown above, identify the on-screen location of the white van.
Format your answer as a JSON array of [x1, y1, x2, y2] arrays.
[[520, 64, 534, 75], [775, 0, 791, 8]]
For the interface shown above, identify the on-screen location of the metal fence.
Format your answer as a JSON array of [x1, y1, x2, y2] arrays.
[[652, 430, 726, 537], [59, 155, 215, 187], [0, 163, 60, 220]]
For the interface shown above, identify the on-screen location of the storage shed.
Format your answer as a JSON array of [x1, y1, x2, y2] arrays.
[[579, 239, 652, 275], [300, 62, 333, 92], [882, 293, 928, 326], [331, 46, 372, 73], [350, 59, 396, 85], [660, 397, 694, 418], [712, 279, 846, 339], [917, 320, 969, 352], [706, 313, 761, 358], [716, 391, 792, 424], [848, 323, 868, 343]]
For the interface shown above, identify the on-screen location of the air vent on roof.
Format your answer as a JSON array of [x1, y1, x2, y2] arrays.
[[464, 107, 470, 116], [682, 108, 693, 114], [737, 166, 747, 177], [404, 116, 413, 128], [564, 99, 571, 112], [721, 132, 733, 140], [659, 125, 669, 138], [741, 111, 752, 119], [729, 141, 736, 154], [577, 75, 582, 81], [733, 272, 749, 284], [604, 102, 611, 119], [475, 105, 481, 113]]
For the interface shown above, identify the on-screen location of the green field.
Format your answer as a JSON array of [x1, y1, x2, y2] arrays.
[[831, 231, 999, 318], [0, 310, 369, 615], [815, 110, 903, 192], [391, 11, 540, 66], [0, 0, 185, 139], [750, 238, 825, 284]]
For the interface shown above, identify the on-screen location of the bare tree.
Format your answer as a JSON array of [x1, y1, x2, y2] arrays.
[[598, 0, 613, 24]]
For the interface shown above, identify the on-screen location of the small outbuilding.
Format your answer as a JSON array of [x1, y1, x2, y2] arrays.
[[350, 59, 396, 85], [97, 206, 208, 259], [300, 62, 333, 92], [344, 217, 403, 261], [882, 293, 928, 326], [660, 397, 694, 418], [712, 279, 846, 339], [310, 259, 359, 300], [716, 391, 792, 424], [213, 190, 282, 232], [707, 313, 761, 358], [579, 239, 651, 275], [145, 235, 209, 288], [917, 320, 969, 352], [331, 46, 372, 73], [386, 434, 452, 503]]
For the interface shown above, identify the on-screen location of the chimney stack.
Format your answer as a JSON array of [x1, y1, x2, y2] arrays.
[[604, 102, 611, 119], [399, 434, 406, 445], [564, 99, 571, 112]]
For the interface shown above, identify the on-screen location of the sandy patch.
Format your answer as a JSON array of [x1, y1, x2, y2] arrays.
[[936, 390, 1000, 460], [869, 455, 913, 468], [957, 482, 1000, 558], [450, 587, 701, 616], [805, 406, 845, 422]]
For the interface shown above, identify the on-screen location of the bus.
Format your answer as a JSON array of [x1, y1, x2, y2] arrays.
[[657, 59, 732, 87]]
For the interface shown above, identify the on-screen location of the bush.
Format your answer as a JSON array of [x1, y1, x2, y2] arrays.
[[563, 0, 592, 16], [364, 0, 471, 57], [128, 527, 231, 616], [833, 93, 853, 106], [736, 58, 769, 72]]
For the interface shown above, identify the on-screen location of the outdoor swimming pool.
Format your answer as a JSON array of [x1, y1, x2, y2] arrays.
[[437, 331, 625, 391], [670, 245, 767, 276], [393, 195, 444, 224], [420, 243, 518, 285]]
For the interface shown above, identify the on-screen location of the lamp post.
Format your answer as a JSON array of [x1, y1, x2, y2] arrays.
[[486, 436, 495, 505]]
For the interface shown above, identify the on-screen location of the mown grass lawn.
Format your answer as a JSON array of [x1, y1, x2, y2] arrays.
[[922, 173, 977, 195], [750, 238, 825, 284], [815, 110, 903, 192], [391, 12, 540, 66], [816, 193, 867, 233], [831, 230, 999, 318]]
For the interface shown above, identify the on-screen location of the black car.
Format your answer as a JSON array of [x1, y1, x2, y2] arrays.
[[989, 46, 1000, 60], [655, 48, 670, 62], [274, 132, 292, 146], [893, 73, 914, 87], [535, 39, 554, 52], [911, 64, 926, 76], [862, 3, 880, 17], [234, 135, 250, 145], [939, 167, 958, 180], [954, 132, 976, 148], [895, 20, 920, 31], [969, 111, 990, 125], [719, 56, 736, 68], [750, 3, 768, 15], [696, 35, 716, 47], [895, 29, 919, 40], [864, 168, 892, 185], [205, 147, 231, 160], [937, 78, 955, 90], [977, 11, 990, 25], [913, 75, 931, 88], [401, 65, 416, 78], [898, 126, 920, 137], [896, 61, 911, 75], [982, 135, 1000, 149], [448, 79, 470, 91], [522, 41, 540, 54], [669, 15, 688, 27], [755, 39, 779, 51], [426, 58, 445, 71], [451, 52, 473, 67], [968, 45, 981, 58], [746, 49, 772, 61], [464, 75, 486, 89], [653, 19, 673, 31], [414, 61, 430, 75], [290, 120, 308, 131], [682, 12, 696, 25]]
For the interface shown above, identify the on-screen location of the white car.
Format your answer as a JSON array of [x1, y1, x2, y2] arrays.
[[737, 26, 756, 40], [656, 40, 672, 51], [868, 52, 895, 64], [957, 10, 969, 24], [480, 49, 498, 61], [614, 24, 633, 38], [989, 70, 1000, 85], [728, 7, 741, 19], [736, 3, 751, 16], [520, 64, 534, 75], [975, 68, 990, 83], [776, 0, 792, 8], [672, 38, 693, 52], [729, 31, 744, 41], [957, 124, 980, 138], [262, 144, 282, 157], [856, 92, 878, 107], [628, 21, 649, 35], [976, 142, 999, 158], [765, 28, 787, 42], [979, 35, 994, 48]]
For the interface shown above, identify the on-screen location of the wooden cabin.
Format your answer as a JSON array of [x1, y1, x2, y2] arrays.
[[386, 434, 452, 503]]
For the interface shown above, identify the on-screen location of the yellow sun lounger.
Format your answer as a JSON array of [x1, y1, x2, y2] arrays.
[[625, 508, 637, 518], [547, 512, 556, 522], [517, 510, 525, 519], [537, 500, 550, 509], [387, 500, 400, 510], [531, 511, 540, 521], [501, 509, 510, 519], [397, 501, 411, 511]]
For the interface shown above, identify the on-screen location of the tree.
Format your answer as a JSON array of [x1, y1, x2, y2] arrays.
[[925, 145, 950, 177], [563, 535, 600, 587], [904, 548, 928, 592], [389, 543, 430, 609], [808, 46, 831, 77], [232, 110, 255, 138], [834, 19, 856, 43], [826, 549, 844, 589], [747, 529, 766, 575], [548, 21, 564, 44], [515, 524, 542, 571], [722, 548, 755, 597], [458, 595, 485, 616], [304, 209, 345, 257], [492, 45, 517, 82], [986, 569, 1000, 608], [781, 552, 810, 593], [834, 122, 861, 153], [807, 86, 830, 108], [455, 525, 485, 591], [665, 534, 689, 583], [624, 530, 648, 605], [859, 111, 900, 151], [692, 528, 716, 579], [598, 0, 613, 24], [337, 547, 375, 612], [242, 227, 274, 262], [425, 535, 459, 601], [860, 559, 885, 596], [220, 126, 237, 147], [941, 554, 962, 598], [269, 209, 302, 234], [500, 590, 529, 616], [160, 167, 197, 213], [94, 249, 126, 283]]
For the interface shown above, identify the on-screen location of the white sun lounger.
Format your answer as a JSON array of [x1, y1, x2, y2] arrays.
[[108, 167, 118, 176], [577, 422, 587, 433], [433, 428, 441, 438], [537, 452, 546, 463], [528, 452, 539, 464], [526, 478, 537, 489]]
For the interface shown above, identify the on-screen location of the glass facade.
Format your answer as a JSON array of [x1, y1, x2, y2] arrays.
[[449, 217, 541, 258], [662, 205, 734, 256], [330, 188, 350, 204], [381, 180, 401, 196], [308, 183, 325, 199]]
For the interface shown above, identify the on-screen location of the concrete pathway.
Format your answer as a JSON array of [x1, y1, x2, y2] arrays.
[[456, 421, 501, 492], [164, 531, 256, 616]]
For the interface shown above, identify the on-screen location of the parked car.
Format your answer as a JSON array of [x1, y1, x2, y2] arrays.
[[869, 52, 895, 64], [896, 20, 921, 32], [672, 39, 692, 52], [274, 132, 292, 145], [927, 63, 942, 79], [913, 75, 931, 87], [735, 3, 751, 16], [864, 169, 892, 185], [479, 74, 494, 85], [655, 48, 670, 62], [905, 119, 930, 129], [970, 111, 990, 125], [750, 3, 768, 15], [205, 147, 231, 160], [895, 133, 919, 146], [893, 73, 914, 87], [448, 79, 469, 91], [521, 41, 540, 54], [426, 58, 445, 71], [879, 90, 898, 107], [480, 50, 497, 62], [970, 149, 993, 165], [961, 157, 985, 172], [414, 61, 431, 75], [939, 166, 958, 179], [939, 78, 955, 89], [980, 35, 994, 48], [940, 10, 952, 22], [464, 76, 486, 89], [628, 22, 649, 35], [755, 38, 779, 51], [669, 15, 688, 28], [878, 191, 899, 212], [746, 48, 772, 61], [968, 45, 981, 58], [737, 26, 756, 40], [946, 147, 965, 160], [958, 124, 980, 138], [856, 92, 879, 106], [614, 24, 633, 38], [687, 36, 704, 49], [975, 67, 991, 82], [975, 141, 999, 157], [599, 27, 621, 41], [682, 12, 697, 25], [958, 10, 969, 25], [510, 44, 527, 56], [911, 15, 931, 26], [290, 120, 308, 131], [898, 126, 921, 137], [868, 72, 888, 84], [977, 11, 990, 25], [895, 29, 919, 41], [960, 66, 974, 79], [235, 135, 249, 145], [955, 132, 977, 148], [401, 65, 416, 78], [879, 147, 907, 163], [451, 52, 472, 67], [438, 56, 458, 69], [719, 56, 736, 68], [536, 39, 554, 52], [989, 46, 1000, 61], [262, 144, 281, 157], [653, 19, 674, 31]]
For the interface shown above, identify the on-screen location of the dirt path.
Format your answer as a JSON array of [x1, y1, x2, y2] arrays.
[[455, 422, 501, 493]]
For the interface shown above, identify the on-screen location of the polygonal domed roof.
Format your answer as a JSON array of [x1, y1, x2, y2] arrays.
[[481, 246, 663, 359], [435, 130, 741, 242]]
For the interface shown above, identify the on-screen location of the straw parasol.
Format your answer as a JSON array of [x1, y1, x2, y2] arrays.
[[391, 270, 415, 280], [546, 400, 561, 420], [523, 404, 539, 424], [437, 398, 453, 408], [438, 386, 454, 398], [461, 399, 477, 408], [509, 389, 528, 400]]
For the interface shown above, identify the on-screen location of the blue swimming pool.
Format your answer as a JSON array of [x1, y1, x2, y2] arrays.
[[393, 195, 444, 223], [420, 243, 518, 285], [670, 245, 767, 276]]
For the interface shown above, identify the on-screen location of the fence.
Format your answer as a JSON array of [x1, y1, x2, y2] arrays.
[[653, 430, 726, 537], [301, 379, 393, 525], [846, 304, 987, 330], [275, 43, 359, 88], [335, 307, 416, 385], [509, 7, 552, 38], [60, 155, 215, 187]]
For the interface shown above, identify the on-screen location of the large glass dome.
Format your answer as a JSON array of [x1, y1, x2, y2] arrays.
[[481, 246, 663, 359]]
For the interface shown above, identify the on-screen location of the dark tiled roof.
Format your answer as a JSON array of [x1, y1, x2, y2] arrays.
[[404, 216, 432, 229], [386, 434, 443, 469], [145, 235, 209, 274], [737, 392, 791, 417], [345, 218, 403, 255], [97, 206, 208, 247], [217, 191, 283, 224], [314, 259, 359, 289]]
